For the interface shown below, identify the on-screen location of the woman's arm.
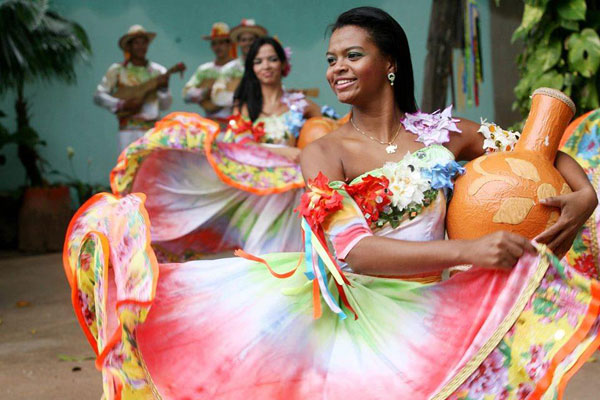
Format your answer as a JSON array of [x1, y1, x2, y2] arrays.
[[449, 117, 597, 258], [535, 151, 598, 257], [346, 231, 535, 275], [300, 133, 536, 275]]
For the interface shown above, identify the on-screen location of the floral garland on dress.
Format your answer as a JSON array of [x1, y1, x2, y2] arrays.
[[402, 105, 462, 146], [346, 153, 464, 229], [281, 91, 308, 138]]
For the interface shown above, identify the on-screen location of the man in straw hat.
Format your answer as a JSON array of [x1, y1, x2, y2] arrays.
[[183, 22, 243, 123], [94, 24, 173, 152], [230, 18, 268, 61]]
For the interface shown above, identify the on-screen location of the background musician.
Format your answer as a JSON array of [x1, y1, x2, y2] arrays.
[[182, 22, 242, 124], [93, 25, 173, 152]]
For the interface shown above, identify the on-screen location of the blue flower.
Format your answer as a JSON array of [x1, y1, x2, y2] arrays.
[[284, 110, 306, 138], [423, 161, 465, 190], [321, 105, 340, 120]]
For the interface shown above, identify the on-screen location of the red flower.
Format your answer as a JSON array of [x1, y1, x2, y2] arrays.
[[227, 115, 266, 142], [574, 253, 597, 278], [251, 121, 266, 141], [345, 175, 391, 224], [295, 172, 343, 228]]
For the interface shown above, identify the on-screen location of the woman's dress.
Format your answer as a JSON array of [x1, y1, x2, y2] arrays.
[[64, 138, 600, 399], [561, 109, 600, 278], [110, 92, 310, 261]]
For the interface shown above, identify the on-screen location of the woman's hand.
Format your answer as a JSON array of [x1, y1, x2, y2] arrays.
[[464, 231, 537, 270], [535, 187, 598, 259]]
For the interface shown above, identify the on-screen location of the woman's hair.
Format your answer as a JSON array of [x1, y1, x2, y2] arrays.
[[330, 6, 418, 113], [234, 37, 288, 122]]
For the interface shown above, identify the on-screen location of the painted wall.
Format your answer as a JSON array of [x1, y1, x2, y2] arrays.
[[0, 0, 495, 190]]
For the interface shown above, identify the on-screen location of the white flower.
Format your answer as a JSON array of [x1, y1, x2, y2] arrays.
[[382, 155, 430, 210], [262, 117, 287, 142], [478, 119, 520, 152]]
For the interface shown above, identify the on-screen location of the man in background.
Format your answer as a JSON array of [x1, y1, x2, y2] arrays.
[[94, 25, 173, 152], [183, 22, 242, 123], [230, 19, 268, 61]]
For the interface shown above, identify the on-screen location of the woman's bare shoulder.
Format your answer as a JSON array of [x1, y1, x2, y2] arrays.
[[300, 126, 347, 181]]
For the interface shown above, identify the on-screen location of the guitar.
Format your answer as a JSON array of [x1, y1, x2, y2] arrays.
[[288, 88, 319, 98], [114, 62, 186, 117]]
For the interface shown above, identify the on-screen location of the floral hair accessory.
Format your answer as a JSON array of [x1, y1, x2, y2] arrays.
[[478, 119, 520, 153], [402, 105, 462, 146], [283, 46, 292, 76], [294, 172, 344, 229]]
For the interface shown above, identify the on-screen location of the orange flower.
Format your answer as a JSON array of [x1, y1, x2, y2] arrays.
[[295, 172, 343, 228]]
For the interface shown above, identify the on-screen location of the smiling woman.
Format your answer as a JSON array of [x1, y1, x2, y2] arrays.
[[64, 6, 600, 400]]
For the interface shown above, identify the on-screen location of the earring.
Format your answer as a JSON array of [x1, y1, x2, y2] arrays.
[[387, 72, 395, 86]]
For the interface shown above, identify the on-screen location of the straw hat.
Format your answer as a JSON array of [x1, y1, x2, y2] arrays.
[[230, 19, 268, 43], [203, 22, 231, 41], [118, 25, 156, 50]]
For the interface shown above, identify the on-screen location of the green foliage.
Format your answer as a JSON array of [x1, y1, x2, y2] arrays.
[[511, 0, 600, 127], [0, 0, 91, 94], [0, 0, 91, 186]]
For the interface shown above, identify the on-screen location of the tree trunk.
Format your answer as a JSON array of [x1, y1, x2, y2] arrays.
[[15, 81, 44, 186], [421, 0, 462, 113]]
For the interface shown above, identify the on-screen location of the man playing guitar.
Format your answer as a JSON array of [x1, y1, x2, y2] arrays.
[[94, 25, 184, 152]]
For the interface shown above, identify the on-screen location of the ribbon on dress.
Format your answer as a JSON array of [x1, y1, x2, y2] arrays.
[[235, 216, 357, 320]]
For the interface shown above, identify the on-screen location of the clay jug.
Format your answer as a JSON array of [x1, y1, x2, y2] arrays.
[[447, 88, 576, 240], [297, 116, 339, 149]]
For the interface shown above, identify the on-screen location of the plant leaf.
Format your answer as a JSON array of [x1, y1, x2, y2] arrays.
[[578, 79, 600, 110], [566, 28, 600, 78], [534, 70, 565, 90], [512, 4, 546, 42], [557, 0, 586, 21]]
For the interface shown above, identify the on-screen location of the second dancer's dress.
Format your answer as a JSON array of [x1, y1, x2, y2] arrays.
[[110, 92, 311, 261]]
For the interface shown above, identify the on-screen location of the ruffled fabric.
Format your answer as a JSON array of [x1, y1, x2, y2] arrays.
[[65, 144, 600, 399], [110, 112, 304, 261], [561, 109, 600, 279]]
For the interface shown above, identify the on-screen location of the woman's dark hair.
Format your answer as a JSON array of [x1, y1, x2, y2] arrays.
[[330, 7, 418, 113], [234, 37, 287, 122]]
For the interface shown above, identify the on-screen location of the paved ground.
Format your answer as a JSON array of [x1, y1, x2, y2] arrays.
[[0, 252, 599, 399]]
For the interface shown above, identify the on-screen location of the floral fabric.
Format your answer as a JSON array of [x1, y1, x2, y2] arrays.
[[561, 109, 600, 279], [64, 146, 600, 399], [64, 108, 600, 399]]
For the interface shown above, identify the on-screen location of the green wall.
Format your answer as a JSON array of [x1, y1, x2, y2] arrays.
[[0, 0, 494, 189]]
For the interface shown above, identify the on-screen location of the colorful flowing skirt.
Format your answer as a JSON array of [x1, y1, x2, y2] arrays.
[[64, 193, 600, 399], [561, 109, 600, 278], [110, 112, 305, 261]]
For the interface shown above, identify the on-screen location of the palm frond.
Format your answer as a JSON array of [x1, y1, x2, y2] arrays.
[[0, 0, 91, 94]]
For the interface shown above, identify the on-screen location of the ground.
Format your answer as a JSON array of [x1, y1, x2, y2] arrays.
[[1, 252, 599, 399]]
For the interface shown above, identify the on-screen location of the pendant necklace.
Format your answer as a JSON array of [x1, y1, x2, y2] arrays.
[[350, 115, 403, 154]]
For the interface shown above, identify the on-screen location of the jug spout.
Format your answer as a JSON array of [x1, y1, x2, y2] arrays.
[[514, 88, 576, 162]]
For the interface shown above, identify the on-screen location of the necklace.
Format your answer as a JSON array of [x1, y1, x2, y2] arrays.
[[350, 116, 403, 154]]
